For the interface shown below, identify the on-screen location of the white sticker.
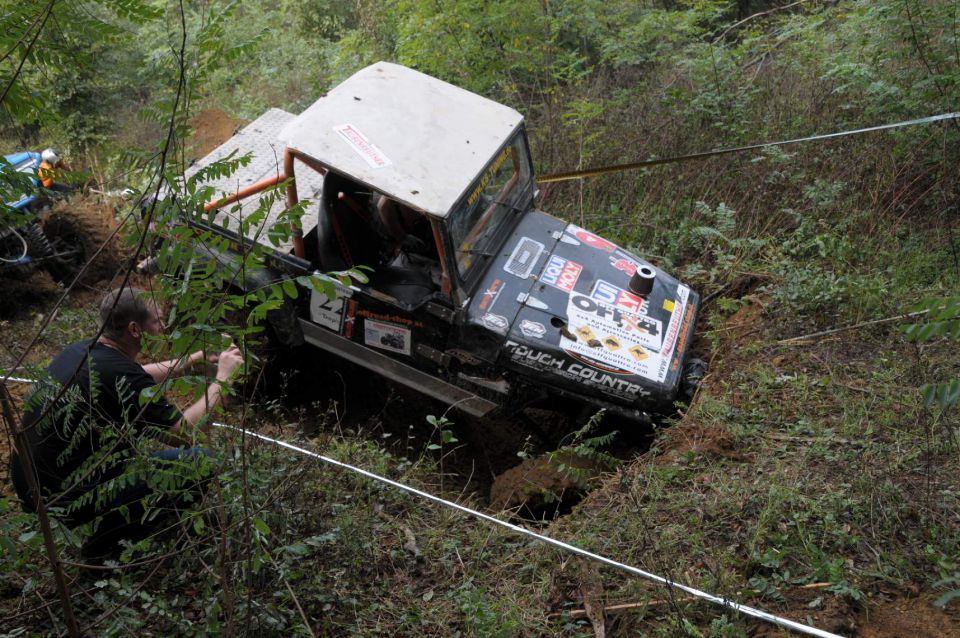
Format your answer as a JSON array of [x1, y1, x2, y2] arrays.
[[309, 289, 346, 332], [333, 124, 393, 169], [481, 313, 509, 334], [364, 319, 411, 355], [503, 237, 544, 278], [520, 320, 546, 339], [560, 293, 666, 378], [654, 284, 690, 381]]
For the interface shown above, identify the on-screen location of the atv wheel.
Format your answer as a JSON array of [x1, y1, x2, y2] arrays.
[[42, 200, 119, 285], [0, 223, 52, 277]]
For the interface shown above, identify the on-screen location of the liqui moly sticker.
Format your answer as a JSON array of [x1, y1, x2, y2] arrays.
[[590, 280, 649, 316], [539, 255, 583, 292], [334, 124, 393, 169], [567, 224, 616, 252]]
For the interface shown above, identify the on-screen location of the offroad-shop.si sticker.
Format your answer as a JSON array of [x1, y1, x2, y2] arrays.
[[364, 319, 411, 355], [503, 236, 544, 279], [479, 278, 504, 312]]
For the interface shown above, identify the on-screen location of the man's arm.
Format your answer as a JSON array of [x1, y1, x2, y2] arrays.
[[142, 350, 213, 384], [167, 345, 243, 442]]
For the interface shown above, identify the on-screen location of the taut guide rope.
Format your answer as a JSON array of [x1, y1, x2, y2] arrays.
[[537, 111, 960, 183]]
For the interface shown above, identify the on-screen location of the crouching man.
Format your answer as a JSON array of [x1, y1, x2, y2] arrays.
[[9, 287, 243, 559]]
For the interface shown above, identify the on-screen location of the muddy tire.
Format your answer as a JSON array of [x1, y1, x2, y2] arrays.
[[489, 452, 604, 519], [0, 223, 51, 277], [42, 199, 120, 285]]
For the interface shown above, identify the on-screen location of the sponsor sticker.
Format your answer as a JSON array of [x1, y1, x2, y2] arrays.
[[654, 285, 690, 381], [539, 255, 583, 292], [590, 280, 649, 316], [364, 319, 411, 355], [356, 309, 424, 328], [503, 237, 544, 279], [334, 123, 393, 169], [670, 302, 696, 372], [561, 293, 663, 376], [519, 319, 546, 339], [479, 278, 504, 312], [505, 340, 649, 400], [481, 313, 509, 334], [611, 257, 638, 276], [309, 289, 346, 332], [344, 300, 358, 338], [567, 224, 616, 252]]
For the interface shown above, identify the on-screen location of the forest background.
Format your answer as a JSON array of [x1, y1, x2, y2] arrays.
[[1, 0, 959, 636]]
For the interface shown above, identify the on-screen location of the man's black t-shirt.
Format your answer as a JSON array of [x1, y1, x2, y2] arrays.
[[14, 340, 183, 512]]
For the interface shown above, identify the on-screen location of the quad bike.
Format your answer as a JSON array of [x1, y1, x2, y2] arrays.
[[1, 150, 117, 285]]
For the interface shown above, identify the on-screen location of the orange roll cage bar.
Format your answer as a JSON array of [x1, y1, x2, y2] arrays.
[[201, 148, 454, 296]]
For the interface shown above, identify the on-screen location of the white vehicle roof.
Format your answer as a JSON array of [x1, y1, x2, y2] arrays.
[[279, 62, 524, 219]]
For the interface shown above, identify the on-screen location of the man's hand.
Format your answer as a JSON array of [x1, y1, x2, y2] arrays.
[[215, 344, 243, 383]]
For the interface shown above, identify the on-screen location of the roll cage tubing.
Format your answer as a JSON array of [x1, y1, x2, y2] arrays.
[[200, 147, 453, 294]]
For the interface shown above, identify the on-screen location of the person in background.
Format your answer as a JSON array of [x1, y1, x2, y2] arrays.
[[37, 148, 72, 193]]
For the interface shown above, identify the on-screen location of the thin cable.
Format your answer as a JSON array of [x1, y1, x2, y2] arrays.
[[0, 228, 29, 263], [537, 111, 960, 183], [214, 423, 844, 638], [0, 376, 843, 637]]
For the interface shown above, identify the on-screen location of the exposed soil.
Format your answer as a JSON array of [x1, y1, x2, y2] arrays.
[[856, 594, 960, 637], [187, 108, 244, 160]]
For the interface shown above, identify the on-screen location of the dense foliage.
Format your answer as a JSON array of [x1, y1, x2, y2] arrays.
[[1, 0, 958, 636]]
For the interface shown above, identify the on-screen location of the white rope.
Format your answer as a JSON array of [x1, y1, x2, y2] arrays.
[[0, 372, 842, 637], [214, 422, 844, 638]]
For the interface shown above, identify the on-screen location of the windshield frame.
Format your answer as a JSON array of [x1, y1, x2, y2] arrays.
[[442, 129, 536, 298]]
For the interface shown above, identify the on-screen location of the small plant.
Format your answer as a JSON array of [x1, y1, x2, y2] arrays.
[[548, 410, 619, 485], [903, 296, 960, 410]]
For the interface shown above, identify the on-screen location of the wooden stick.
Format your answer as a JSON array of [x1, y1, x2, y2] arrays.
[[0, 382, 80, 638], [549, 596, 698, 620], [777, 310, 928, 345]]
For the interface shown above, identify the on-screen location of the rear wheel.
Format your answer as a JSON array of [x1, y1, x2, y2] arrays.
[[42, 200, 120, 285]]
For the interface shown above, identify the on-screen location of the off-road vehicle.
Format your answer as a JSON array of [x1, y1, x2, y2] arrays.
[[182, 62, 702, 428], [1, 150, 114, 284]]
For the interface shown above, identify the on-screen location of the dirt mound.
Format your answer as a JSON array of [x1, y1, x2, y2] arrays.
[[490, 453, 604, 518], [189, 108, 244, 159], [855, 595, 960, 638]]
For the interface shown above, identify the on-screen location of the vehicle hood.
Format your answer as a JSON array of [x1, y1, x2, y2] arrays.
[[464, 211, 699, 407]]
